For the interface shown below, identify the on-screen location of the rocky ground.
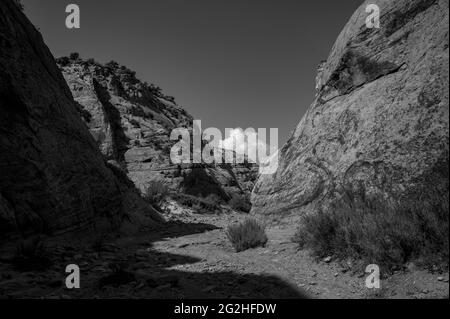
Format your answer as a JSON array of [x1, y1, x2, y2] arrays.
[[0, 201, 448, 299]]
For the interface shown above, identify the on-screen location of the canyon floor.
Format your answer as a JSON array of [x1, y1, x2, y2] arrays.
[[0, 201, 448, 299]]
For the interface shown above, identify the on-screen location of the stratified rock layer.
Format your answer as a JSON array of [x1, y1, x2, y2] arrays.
[[251, 0, 449, 220], [0, 0, 161, 240]]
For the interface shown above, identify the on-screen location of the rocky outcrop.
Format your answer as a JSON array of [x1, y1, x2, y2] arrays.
[[60, 60, 258, 200], [251, 0, 449, 220], [0, 0, 162, 241]]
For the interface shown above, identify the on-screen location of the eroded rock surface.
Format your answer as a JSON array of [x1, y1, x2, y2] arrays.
[[60, 60, 258, 199], [251, 0, 449, 219], [0, 0, 161, 240]]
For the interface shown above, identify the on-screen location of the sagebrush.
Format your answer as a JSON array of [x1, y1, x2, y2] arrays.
[[13, 236, 52, 271], [226, 218, 268, 252], [293, 189, 449, 269], [229, 193, 252, 213], [144, 180, 169, 209]]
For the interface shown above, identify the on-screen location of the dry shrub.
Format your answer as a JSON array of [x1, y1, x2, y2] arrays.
[[226, 218, 268, 252], [229, 193, 252, 213], [293, 188, 449, 269], [144, 180, 169, 209]]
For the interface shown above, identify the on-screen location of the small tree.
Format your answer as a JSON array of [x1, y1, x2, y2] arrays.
[[226, 218, 268, 252], [144, 180, 169, 209], [229, 193, 251, 213]]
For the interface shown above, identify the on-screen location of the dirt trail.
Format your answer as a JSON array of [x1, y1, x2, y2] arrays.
[[152, 205, 449, 299], [0, 202, 448, 299]]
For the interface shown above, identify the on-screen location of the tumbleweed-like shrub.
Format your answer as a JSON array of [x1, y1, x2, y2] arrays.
[[226, 218, 268, 252]]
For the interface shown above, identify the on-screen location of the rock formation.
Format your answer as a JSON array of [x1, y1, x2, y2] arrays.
[[60, 59, 258, 200], [0, 0, 162, 241], [251, 0, 449, 221]]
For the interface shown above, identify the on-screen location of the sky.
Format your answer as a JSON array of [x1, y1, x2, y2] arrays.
[[22, 0, 362, 145]]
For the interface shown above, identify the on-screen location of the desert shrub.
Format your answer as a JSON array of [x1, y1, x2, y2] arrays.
[[105, 60, 119, 69], [56, 56, 71, 67], [13, 236, 52, 271], [173, 193, 220, 213], [226, 218, 268, 252], [144, 180, 169, 208], [69, 52, 80, 61], [181, 166, 228, 199], [229, 193, 252, 213], [293, 188, 449, 270]]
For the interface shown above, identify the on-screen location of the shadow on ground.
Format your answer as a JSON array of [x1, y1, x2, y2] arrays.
[[0, 219, 308, 299]]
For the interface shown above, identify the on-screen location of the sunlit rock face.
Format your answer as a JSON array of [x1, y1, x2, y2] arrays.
[[60, 60, 258, 200], [0, 0, 162, 240], [251, 0, 449, 220]]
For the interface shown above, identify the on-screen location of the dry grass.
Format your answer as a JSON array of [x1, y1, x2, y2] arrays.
[[144, 180, 169, 210], [293, 188, 449, 269], [229, 193, 252, 213], [226, 218, 268, 252]]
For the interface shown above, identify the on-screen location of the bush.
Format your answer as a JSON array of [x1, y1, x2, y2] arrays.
[[226, 218, 268, 252], [56, 56, 71, 67], [229, 193, 252, 213], [293, 189, 449, 270], [13, 236, 52, 271], [144, 180, 169, 209], [69, 52, 80, 61]]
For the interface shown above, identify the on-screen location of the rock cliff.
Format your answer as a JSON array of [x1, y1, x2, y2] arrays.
[[0, 0, 162, 241], [251, 0, 449, 220], [60, 59, 258, 200]]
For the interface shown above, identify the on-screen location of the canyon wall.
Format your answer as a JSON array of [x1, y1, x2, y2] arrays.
[[251, 0, 449, 221], [60, 60, 258, 200], [0, 0, 162, 240]]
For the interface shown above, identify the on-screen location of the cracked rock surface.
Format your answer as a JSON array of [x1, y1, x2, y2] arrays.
[[251, 0, 449, 220]]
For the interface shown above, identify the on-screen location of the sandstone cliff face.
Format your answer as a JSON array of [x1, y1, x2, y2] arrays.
[[251, 0, 449, 220], [60, 60, 258, 199], [0, 0, 161, 240]]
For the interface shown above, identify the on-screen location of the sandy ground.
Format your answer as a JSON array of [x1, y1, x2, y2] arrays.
[[0, 201, 448, 299]]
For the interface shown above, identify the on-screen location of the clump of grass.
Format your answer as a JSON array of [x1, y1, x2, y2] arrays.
[[293, 188, 449, 270], [172, 193, 221, 214], [226, 218, 268, 252], [229, 193, 252, 213], [144, 180, 169, 210], [13, 236, 52, 271]]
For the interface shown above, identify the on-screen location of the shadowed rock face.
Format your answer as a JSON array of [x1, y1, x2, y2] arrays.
[[0, 0, 162, 240], [60, 60, 258, 199], [251, 0, 449, 220]]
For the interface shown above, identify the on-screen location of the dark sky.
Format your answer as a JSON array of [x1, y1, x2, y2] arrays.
[[22, 0, 361, 144]]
